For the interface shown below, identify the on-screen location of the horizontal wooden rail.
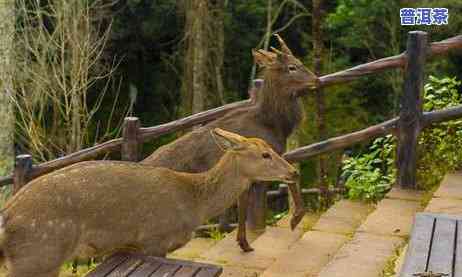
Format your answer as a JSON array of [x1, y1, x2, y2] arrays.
[[0, 138, 123, 186], [422, 104, 462, 126], [0, 35, 460, 187], [140, 99, 253, 140], [318, 35, 462, 88], [267, 187, 345, 196], [0, 175, 12, 187], [283, 103, 462, 164], [283, 118, 399, 162]]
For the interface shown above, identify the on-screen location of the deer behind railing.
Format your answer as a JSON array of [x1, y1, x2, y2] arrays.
[[0, 129, 299, 277], [1, 31, 461, 247], [140, 34, 317, 251]]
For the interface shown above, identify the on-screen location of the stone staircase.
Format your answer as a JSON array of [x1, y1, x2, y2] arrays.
[[169, 172, 462, 277]]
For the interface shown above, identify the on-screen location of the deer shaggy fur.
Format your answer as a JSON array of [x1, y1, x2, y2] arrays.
[[0, 129, 298, 277]]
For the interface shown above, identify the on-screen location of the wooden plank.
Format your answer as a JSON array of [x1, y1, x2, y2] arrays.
[[397, 31, 428, 189], [150, 264, 181, 277], [127, 261, 161, 277], [455, 220, 462, 277], [86, 254, 130, 277], [400, 214, 435, 276], [427, 217, 456, 275], [172, 266, 200, 277], [107, 258, 143, 277], [194, 267, 223, 277]]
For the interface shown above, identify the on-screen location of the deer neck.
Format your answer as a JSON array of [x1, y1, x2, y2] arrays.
[[256, 71, 303, 137], [194, 153, 252, 221]]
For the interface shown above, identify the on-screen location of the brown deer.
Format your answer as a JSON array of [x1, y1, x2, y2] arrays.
[[141, 34, 318, 252], [0, 129, 298, 277]]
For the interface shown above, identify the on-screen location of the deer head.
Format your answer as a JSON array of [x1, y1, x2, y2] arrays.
[[252, 34, 318, 95], [211, 128, 299, 184]]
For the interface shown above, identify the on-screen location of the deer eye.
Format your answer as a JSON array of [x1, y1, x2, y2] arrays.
[[262, 152, 272, 159], [288, 65, 297, 72]]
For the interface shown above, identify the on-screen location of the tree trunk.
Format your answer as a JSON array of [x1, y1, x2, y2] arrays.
[[0, 0, 15, 173], [312, 0, 328, 197], [182, 0, 225, 116], [250, 0, 272, 84]]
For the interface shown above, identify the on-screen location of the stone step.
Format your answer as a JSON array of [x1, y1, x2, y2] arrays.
[[318, 233, 404, 277], [199, 226, 303, 270], [197, 213, 319, 277], [317, 187, 425, 277], [260, 200, 374, 277], [425, 172, 462, 215], [168, 237, 218, 260]]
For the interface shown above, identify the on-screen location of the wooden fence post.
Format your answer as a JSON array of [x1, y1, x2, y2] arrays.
[[13, 154, 32, 195], [277, 183, 289, 212], [247, 183, 267, 232], [397, 31, 428, 189], [246, 79, 268, 232], [218, 79, 265, 233], [122, 117, 141, 162]]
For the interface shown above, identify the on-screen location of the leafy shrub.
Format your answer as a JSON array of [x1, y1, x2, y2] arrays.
[[417, 76, 462, 189], [341, 135, 395, 202], [342, 75, 462, 201]]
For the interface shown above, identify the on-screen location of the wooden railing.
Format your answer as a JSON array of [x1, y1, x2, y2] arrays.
[[2, 31, 462, 232]]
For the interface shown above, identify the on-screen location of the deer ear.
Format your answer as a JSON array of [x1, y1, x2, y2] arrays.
[[270, 47, 290, 65], [211, 128, 246, 151], [252, 49, 274, 67]]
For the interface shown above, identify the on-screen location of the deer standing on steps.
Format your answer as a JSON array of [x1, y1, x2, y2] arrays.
[[0, 129, 298, 277], [141, 34, 318, 251]]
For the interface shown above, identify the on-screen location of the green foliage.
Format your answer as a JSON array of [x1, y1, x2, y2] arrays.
[[61, 259, 99, 277], [326, 0, 399, 51], [343, 76, 462, 201], [266, 210, 288, 226], [206, 227, 226, 241], [417, 76, 462, 189], [342, 135, 396, 202]]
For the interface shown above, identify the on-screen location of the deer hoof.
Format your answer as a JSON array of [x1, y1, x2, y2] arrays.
[[238, 239, 254, 252], [290, 210, 305, 230]]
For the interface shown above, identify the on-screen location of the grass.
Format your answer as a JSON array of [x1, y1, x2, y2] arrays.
[[381, 240, 408, 277], [206, 227, 226, 241], [420, 183, 440, 208], [60, 262, 98, 277]]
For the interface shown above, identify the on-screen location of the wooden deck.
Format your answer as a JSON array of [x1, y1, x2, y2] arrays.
[[85, 252, 222, 277], [399, 213, 462, 277]]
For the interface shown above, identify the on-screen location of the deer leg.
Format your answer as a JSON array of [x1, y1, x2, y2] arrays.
[[237, 190, 253, 252], [287, 181, 305, 230]]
